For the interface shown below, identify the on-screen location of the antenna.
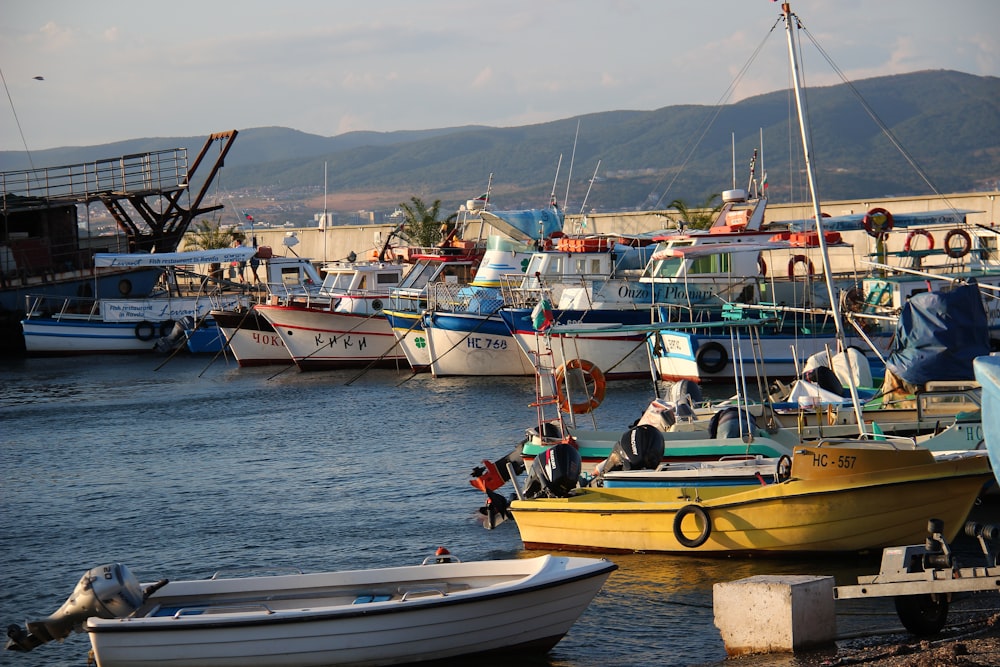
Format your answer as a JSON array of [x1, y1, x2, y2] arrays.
[[579, 160, 601, 215], [731, 132, 736, 190], [550, 154, 563, 208], [564, 120, 580, 210]]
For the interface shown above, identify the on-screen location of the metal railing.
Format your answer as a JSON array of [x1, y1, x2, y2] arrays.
[[1, 149, 189, 206]]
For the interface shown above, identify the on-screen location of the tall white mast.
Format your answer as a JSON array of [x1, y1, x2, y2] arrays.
[[781, 2, 866, 429]]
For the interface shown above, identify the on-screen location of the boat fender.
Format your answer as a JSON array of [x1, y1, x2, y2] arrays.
[[775, 455, 792, 483], [943, 228, 972, 258], [695, 342, 728, 375], [555, 359, 606, 414], [862, 207, 894, 237], [673, 504, 711, 548], [903, 229, 934, 252], [787, 255, 815, 278], [134, 321, 156, 341]]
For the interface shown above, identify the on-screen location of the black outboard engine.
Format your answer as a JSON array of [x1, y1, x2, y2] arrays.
[[802, 365, 843, 396], [6, 563, 147, 652], [613, 424, 665, 471], [154, 315, 195, 353], [709, 407, 757, 439], [521, 443, 582, 500]]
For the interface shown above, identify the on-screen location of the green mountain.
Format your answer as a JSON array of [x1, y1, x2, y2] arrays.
[[3, 70, 998, 213]]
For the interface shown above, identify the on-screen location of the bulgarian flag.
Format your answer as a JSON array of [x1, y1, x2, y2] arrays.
[[761, 171, 768, 191], [531, 297, 554, 331]]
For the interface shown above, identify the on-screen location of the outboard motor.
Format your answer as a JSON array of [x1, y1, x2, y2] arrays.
[[6, 563, 146, 652], [668, 379, 703, 406], [709, 407, 757, 439], [802, 365, 844, 396], [153, 315, 195, 353], [521, 443, 582, 500], [595, 424, 665, 476]]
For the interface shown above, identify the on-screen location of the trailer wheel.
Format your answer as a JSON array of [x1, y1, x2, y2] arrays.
[[894, 594, 948, 636]]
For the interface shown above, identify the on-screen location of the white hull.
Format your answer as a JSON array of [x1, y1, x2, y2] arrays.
[[510, 328, 653, 380], [21, 318, 167, 354], [383, 310, 431, 372], [85, 556, 615, 667], [652, 329, 890, 382], [213, 309, 291, 366], [424, 315, 535, 377], [256, 304, 406, 370]]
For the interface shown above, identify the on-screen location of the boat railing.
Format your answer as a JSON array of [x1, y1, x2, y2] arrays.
[[427, 282, 503, 315], [1, 148, 188, 204], [172, 603, 275, 618], [23, 294, 101, 321]]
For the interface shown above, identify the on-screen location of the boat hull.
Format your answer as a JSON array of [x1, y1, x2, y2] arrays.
[[651, 329, 890, 383], [382, 309, 430, 372], [501, 309, 654, 381], [212, 308, 291, 366], [511, 450, 992, 555], [424, 312, 535, 376], [21, 318, 168, 354], [85, 556, 615, 667], [256, 304, 407, 370]]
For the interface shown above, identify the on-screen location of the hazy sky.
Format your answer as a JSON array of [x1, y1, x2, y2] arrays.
[[2, 0, 998, 152]]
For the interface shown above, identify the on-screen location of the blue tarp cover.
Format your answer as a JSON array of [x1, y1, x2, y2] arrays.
[[885, 281, 990, 385]]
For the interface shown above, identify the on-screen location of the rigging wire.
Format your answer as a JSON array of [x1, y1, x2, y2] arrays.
[[796, 20, 959, 212], [649, 15, 783, 210], [0, 66, 35, 171]]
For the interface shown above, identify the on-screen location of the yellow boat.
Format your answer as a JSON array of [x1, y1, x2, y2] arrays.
[[509, 440, 994, 555]]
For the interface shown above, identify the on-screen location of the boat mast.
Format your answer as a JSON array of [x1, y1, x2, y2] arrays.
[[781, 2, 867, 429]]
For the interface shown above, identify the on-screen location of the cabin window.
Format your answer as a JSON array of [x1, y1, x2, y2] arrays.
[[281, 268, 301, 285], [377, 272, 400, 285], [690, 253, 731, 275], [646, 257, 683, 278]]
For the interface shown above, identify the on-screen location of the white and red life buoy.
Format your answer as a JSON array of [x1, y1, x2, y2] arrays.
[[903, 229, 935, 252]]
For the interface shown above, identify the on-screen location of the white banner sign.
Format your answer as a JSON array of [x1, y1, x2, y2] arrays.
[[100, 296, 244, 322], [94, 248, 257, 268]]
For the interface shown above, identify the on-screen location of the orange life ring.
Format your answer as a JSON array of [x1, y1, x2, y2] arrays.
[[862, 207, 894, 237], [555, 359, 606, 414], [903, 229, 935, 252], [787, 255, 816, 278], [943, 228, 972, 258]]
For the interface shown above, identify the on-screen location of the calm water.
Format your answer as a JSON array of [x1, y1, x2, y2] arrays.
[[1, 355, 992, 667]]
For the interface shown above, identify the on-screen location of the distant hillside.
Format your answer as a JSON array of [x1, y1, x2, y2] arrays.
[[2, 70, 998, 215]]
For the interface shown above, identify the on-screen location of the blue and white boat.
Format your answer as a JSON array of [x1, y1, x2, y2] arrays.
[[20, 248, 256, 356], [384, 204, 564, 374]]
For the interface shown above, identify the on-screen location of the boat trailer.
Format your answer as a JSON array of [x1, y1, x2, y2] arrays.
[[834, 518, 1000, 636]]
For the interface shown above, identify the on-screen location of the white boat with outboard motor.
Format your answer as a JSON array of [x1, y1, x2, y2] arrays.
[[5, 550, 615, 667]]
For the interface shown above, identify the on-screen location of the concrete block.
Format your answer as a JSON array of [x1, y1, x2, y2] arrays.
[[713, 574, 836, 655]]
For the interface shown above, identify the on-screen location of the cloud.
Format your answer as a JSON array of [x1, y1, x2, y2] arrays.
[[471, 67, 493, 89]]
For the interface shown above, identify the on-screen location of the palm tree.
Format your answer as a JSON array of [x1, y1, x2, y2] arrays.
[[184, 218, 244, 250], [668, 193, 723, 230], [397, 196, 457, 248]]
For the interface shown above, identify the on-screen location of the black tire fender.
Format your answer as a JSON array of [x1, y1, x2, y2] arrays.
[[673, 504, 712, 548], [134, 321, 156, 341], [695, 342, 728, 374]]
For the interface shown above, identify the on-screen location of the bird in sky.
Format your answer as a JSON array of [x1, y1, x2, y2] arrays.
[[32, 76, 44, 81]]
